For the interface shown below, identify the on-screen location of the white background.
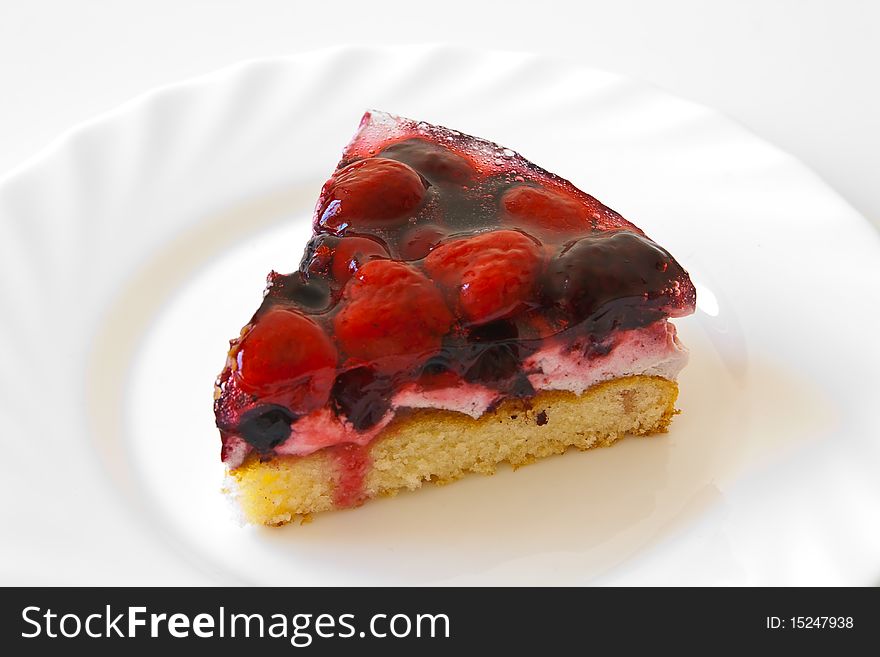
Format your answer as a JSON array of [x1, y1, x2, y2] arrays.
[[1, 0, 878, 231]]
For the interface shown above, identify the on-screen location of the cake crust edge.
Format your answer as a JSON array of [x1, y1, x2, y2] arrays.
[[227, 375, 679, 526]]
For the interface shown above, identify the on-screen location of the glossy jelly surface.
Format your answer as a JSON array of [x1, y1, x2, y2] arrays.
[[215, 111, 696, 460]]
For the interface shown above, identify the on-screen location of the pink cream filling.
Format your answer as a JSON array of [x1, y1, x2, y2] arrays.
[[223, 320, 687, 467]]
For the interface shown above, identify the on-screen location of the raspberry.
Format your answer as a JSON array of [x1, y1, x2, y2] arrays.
[[501, 185, 588, 233], [316, 158, 427, 234], [333, 260, 453, 372], [234, 308, 337, 412], [423, 229, 543, 324]]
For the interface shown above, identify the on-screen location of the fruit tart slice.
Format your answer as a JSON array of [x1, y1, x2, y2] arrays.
[[214, 111, 696, 525]]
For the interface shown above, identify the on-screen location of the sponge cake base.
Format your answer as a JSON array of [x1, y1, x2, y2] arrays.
[[228, 375, 679, 526]]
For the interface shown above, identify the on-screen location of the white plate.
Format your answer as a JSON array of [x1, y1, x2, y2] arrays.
[[1, 45, 878, 586]]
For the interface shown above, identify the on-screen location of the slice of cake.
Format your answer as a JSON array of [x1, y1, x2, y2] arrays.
[[214, 111, 696, 525]]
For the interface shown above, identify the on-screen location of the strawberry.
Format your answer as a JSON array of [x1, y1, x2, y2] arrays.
[[500, 184, 588, 234], [333, 260, 453, 372], [234, 308, 337, 412], [423, 229, 543, 324], [316, 158, 427, 234]]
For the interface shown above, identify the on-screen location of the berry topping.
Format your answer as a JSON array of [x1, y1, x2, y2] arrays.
[[263, 271, 331, 312], [543, 231, 696, 332], [416, 365, 465, 391], [235, 308, 337, 412], [329, 236, 390, 285], [215, 111, 696, 464], [330, 366, 393, 430], [316, 158, 428, 234], [501, 185, 587, 233], [397, 224, 448, 260], [461, 322, 527, 384], [238, 405, 297, 452], [302, 235, 337, 276], [435, 320, 537, 397], [380, 138, 475, 184], [424, 229, 543, 324], [333, 260, 454, 372]]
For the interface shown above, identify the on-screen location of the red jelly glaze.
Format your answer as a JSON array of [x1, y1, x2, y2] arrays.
[[330, 443, 372, 508], [214, 111, 697, 502], [501, 185, 589, 233], [329, 235, 390, 285], [397, 223, 448, 261]]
